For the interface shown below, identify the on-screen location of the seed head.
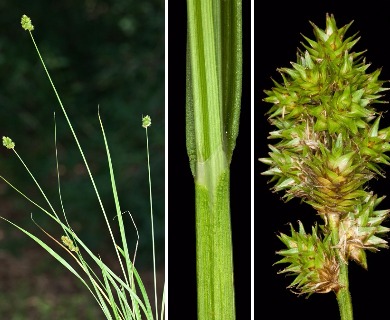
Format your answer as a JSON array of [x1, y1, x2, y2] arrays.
[[21, 15, 34, 32], [142, 115, 152, 128], [61, 235, 79, 252], [2, 136, 15, 150], [276, 222, 340, 295]]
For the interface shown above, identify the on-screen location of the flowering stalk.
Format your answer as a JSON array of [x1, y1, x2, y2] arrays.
[[0, 15, 166, 320], [260, 14, 390, 319]]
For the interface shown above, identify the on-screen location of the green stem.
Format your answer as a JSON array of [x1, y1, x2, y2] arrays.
[[328, 214, 353, 320], [27, 30, 130, 288], [186, 0, 223, 163], [145, 126, 158, 320], [186, 0, 242, 174], [195, 167, 235, 320], [186, 1, 241, 319], [336, 263, 353, 320]]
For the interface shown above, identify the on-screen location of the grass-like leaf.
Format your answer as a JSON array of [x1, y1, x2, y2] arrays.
[[0, 15, 164, 320]]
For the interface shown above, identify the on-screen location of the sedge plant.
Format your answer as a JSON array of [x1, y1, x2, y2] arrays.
[[0, 15, 165, 320], [260, 14, 390, 320], [186, 1, 242, 319]]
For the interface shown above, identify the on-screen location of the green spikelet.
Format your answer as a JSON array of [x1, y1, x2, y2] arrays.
[[276, 222, 340, 295], [340, 193, 390, 269], [261, 13, 390, 295]]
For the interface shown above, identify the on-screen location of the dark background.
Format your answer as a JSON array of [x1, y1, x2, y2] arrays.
[[255, 2, 390, 320], [0, 1, 164, 318], [168, 1, 251, 319]]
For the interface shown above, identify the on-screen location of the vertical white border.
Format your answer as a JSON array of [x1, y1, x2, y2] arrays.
[[251, 0, 254, 319], [165, 0, 168, 319]]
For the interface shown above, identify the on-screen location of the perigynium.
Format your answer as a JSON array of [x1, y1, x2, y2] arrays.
[[260, 13, 390, 319]]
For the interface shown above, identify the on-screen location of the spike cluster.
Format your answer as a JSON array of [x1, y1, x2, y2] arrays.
[[2, 136, 15, 150], [21, 15, 34, 32], [276, 222, 340, 295], [61, 235, 79, 253], [340, 193, 390, 269], [261, 14, 390, 294]]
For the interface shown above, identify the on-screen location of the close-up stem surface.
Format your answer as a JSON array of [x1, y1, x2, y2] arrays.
[[185, 0, 242, 319]]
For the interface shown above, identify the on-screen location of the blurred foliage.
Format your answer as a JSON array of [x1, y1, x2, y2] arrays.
[[0, 283, 102, 320], [0, 248, 165, 319], [0, 0, 165, 267]]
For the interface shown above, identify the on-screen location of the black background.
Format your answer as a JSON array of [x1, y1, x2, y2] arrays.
[[168, 1, 251, 319], [255, 2, 390, 320]]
